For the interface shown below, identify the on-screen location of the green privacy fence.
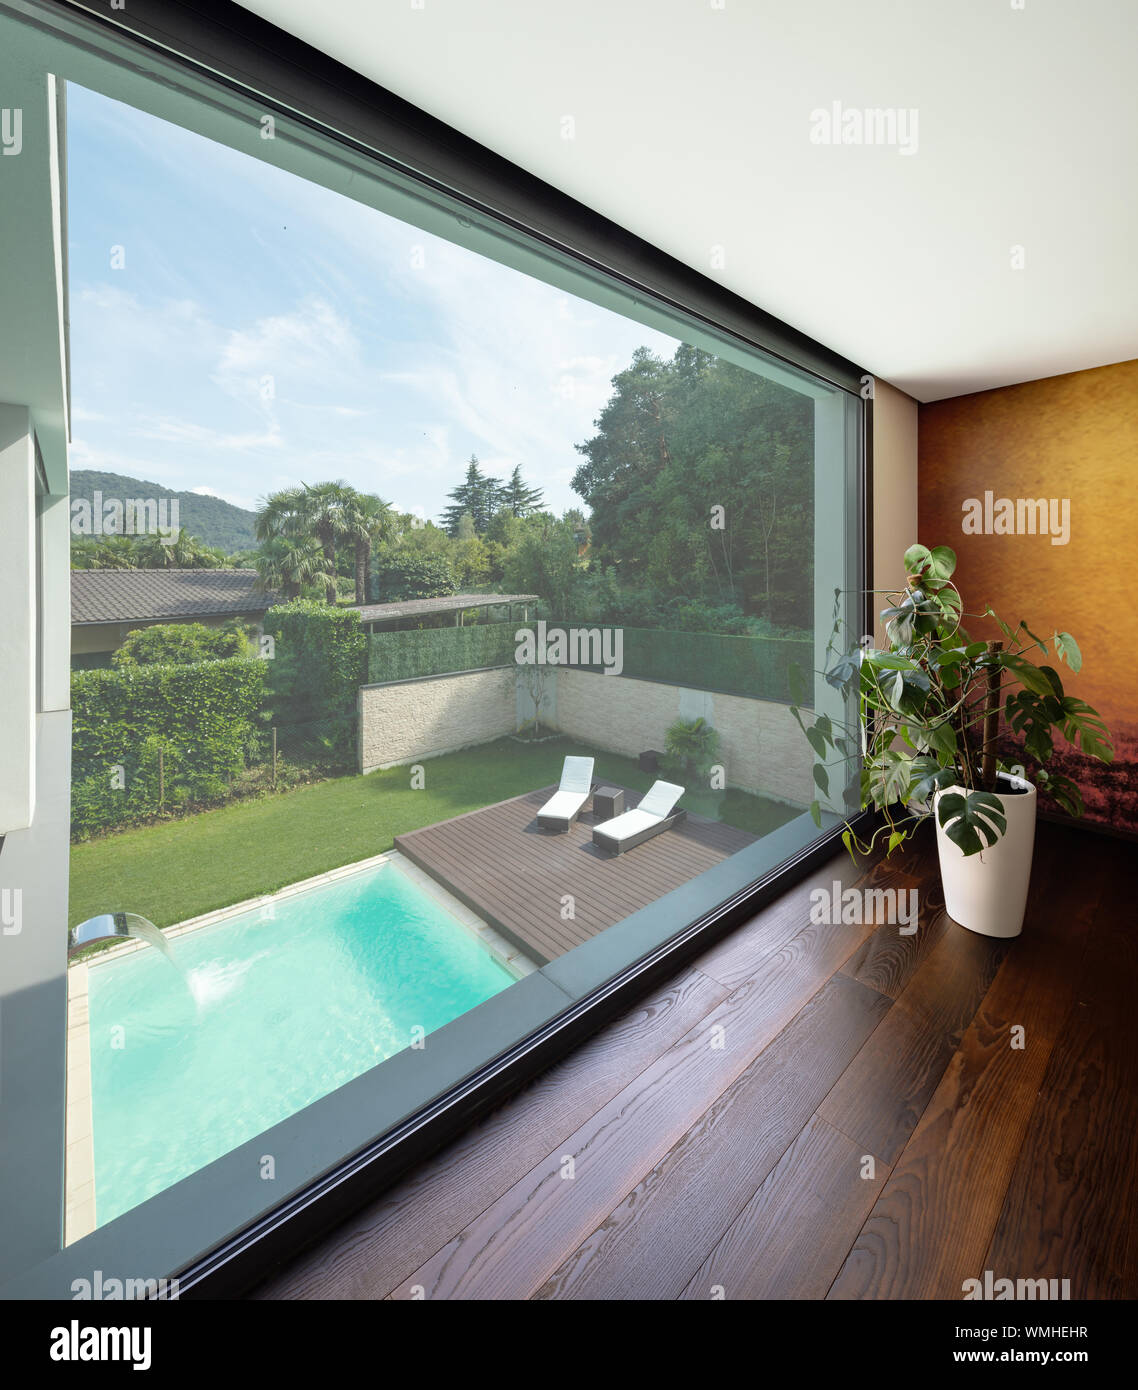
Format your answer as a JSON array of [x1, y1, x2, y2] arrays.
[[368, 622, 520, 684], [367, 620, 813, 704]]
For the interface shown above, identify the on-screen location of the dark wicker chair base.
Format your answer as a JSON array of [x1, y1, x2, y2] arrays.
[[592, 807, 686, 855]]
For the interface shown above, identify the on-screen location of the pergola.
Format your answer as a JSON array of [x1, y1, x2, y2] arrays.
[[349, 592, 538, 634]]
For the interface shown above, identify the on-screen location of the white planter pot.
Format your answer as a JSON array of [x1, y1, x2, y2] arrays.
[[934, 772, 1037, 939]]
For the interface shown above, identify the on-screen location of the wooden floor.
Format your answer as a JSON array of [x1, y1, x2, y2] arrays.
[[394, 784, 756, 963], [253, 820, 1138, 1300]]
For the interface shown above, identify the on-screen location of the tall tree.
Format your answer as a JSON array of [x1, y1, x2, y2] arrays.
[[571, 344, 813, 624], [499, 465, 544, 518], [440, 455, 501, 535], [300, 481, 355, 605], [341, 491, 395, 604]]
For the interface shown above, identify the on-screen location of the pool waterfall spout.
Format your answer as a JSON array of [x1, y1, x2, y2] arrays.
[[68, 912, 179, 968]]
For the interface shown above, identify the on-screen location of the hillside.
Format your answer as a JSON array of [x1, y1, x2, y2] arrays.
[[70, 471, 258, 551]]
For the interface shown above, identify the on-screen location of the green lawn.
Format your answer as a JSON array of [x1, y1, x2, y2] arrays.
[[69, 736, 800, 930]]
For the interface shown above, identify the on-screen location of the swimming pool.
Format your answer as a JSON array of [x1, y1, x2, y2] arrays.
[[84, 859, 516, 1226]]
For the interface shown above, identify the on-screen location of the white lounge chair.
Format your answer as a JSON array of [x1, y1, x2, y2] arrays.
[[592, 780, 686, 854], [537, 756, 596, 832]]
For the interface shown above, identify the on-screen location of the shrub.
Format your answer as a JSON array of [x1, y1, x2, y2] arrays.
[[664, 716, 721, 781], [262, 601, 366, 763], [112, 620, 248, 668], [369, 554, 456, 601], [70, 656, 267, 836]]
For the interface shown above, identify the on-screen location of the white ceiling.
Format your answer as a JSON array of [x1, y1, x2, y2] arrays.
[[239, 0, 1138, 402]]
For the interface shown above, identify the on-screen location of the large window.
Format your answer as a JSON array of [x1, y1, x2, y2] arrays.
[[0, 0, 862, 1297]]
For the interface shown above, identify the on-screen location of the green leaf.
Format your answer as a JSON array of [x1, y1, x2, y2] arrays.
[[806, 726, 828, 759], [937, 790, 1008, 855], [1059, 696, 1115, 762], [813, 763, 830, 795], [888, 829, 907, 854], [1002, 654, 1055, 697], [809, 799, 822, 828], [1036, 767, 1084, 818], [985, 605, 1015, 640], [1018, 622, 1048, 655], [927, 545, 957, 581], [924, 719, 958, 758], [788, 660, 808, 704], [1054, 631, 1082, 673]]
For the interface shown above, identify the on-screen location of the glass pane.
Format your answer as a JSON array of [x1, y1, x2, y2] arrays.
[[0, 2, 859, 1294]]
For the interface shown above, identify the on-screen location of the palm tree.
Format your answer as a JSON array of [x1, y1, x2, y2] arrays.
[[82, 535, 138, 569], [254, 485, 308, 546], [341, 492, 394, 604], [253, 535, 328, 600], [299, 481, 355, 605], [135, 528, 205, 569]]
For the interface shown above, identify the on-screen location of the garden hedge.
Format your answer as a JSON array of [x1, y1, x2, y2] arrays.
[[262, 602, 366, 761], [71, 656, 267, 836]]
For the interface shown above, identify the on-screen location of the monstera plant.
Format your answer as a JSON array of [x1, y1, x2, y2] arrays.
[[792, 543, 1114, 937]]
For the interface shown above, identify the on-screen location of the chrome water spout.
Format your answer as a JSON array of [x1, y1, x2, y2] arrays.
[[68, 912, 176, 964]]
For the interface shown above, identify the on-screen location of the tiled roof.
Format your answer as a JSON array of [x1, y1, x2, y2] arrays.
[[351, 593, 537, 623], [71, 569, 274, 625]]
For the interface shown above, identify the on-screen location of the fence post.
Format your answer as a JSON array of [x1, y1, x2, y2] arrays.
[[158, 747, 165, 807], [272, 726, 278, 787]]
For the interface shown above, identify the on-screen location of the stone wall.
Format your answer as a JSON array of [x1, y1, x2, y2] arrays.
[[358, 663, 811, 806], [552, 668, 811, 806], [358, 668, 517, 773]]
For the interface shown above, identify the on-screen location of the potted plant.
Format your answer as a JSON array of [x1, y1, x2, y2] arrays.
[[664, 716, 721, 784], [793, 543, 1114, 938]]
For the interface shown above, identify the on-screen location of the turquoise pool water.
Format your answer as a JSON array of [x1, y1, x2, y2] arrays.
[[85, 860, 515, 1225]]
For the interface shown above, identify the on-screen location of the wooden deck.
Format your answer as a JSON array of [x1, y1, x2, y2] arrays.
[[255, 821, 1138, 1301], [394, 785, 756, 964]]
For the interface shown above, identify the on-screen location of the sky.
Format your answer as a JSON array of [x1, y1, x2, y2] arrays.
[[65, 83, 680, 523]]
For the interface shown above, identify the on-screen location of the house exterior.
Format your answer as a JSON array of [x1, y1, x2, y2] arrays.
[[70, 570, 275, 667]]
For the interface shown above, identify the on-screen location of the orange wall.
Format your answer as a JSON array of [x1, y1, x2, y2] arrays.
[[919, 358, 1138, 732]]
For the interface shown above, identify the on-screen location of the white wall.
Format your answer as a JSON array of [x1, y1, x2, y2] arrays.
[[872, 379, 920, 640]]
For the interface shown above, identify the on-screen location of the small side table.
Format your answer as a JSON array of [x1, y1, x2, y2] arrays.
[[593, 786, 625, 821]]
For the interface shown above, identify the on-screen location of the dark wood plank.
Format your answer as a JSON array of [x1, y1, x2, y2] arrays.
[[985, 845, 1138, 1299], [679, 1117, 889, 1301], [692, 848, 914, 990], [825, 830, 1115, 1301], [251, 966, 729, 1299], [818, 921, 1009, 1163], [826, 1006, 1055, 1300], [838, 882, 952, 999], [534, 976, 891, 1300], [389, 908, 879, 1299]]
